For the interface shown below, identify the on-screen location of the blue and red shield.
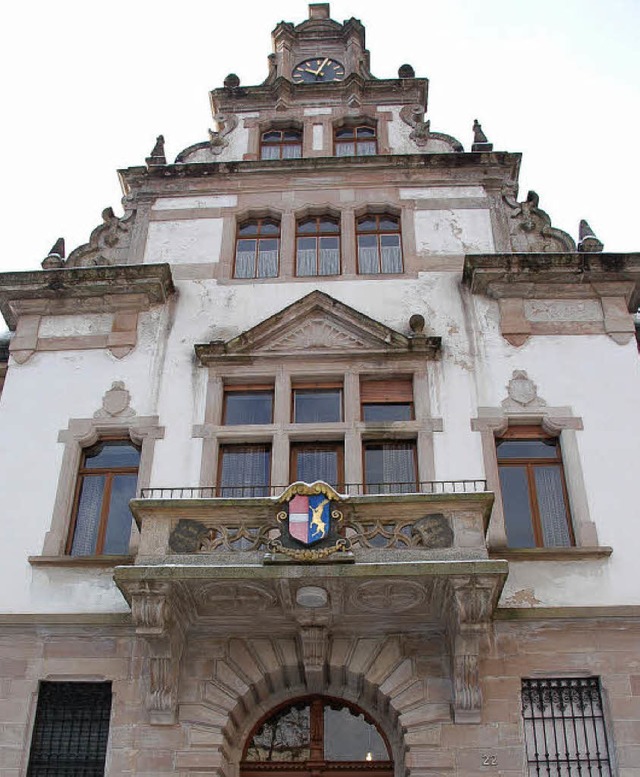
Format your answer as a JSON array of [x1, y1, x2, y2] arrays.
[[288, 493, 331, 546]]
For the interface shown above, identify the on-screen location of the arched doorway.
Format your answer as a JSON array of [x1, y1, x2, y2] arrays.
[[241, 696, 394, 777]]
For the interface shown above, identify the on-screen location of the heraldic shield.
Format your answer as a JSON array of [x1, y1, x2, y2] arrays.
[[269, 481, 350, 561]]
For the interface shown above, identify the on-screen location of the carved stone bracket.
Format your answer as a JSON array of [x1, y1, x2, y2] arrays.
[[298, 625, 329, 692], [129, 581, 190, 725], [445, 575, 502, 723]]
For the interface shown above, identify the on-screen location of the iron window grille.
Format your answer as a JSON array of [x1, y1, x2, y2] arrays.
[[27, 681, 112, 777], [521, 677, 612, 776]]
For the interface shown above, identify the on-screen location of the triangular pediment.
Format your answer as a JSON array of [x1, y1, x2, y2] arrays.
[[195, 291, 440, 364]]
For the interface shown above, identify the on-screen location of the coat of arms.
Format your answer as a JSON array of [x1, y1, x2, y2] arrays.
[[267, 482, 352, 562]]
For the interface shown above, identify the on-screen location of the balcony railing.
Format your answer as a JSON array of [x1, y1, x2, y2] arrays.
[[139, 480, 488, 499]]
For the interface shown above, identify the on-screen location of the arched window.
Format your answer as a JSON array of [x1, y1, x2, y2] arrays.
[[261, 129, 303, 160], [296, 216, 341, 276], [334, 124, 377, 157], [356, 214, 403, 274], [234, 219, 280, 279], [242, 697, 392, 776]]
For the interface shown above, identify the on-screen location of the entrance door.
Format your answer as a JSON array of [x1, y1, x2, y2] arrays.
[[241, 697, 393, 777]]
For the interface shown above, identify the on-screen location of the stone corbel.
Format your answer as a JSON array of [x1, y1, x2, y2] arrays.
[[129, 581, 188, 724], [298, 625, 329, 693], [447, 576, 502, 723]]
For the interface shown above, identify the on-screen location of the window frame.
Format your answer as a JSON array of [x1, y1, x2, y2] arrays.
[[222, 384, 275, 426], [42, 407, 164, 560], [27, 681, 113, 776], [66, 437, 141, 557], [356, 213, 403, 275], [290, 441, 345, 491], [362, 440, 418, 495], [234, 218, 281, 280], [360, 378, 414, 422], [292, 382, 344, 424], [295, 215, 342, 277], [260, 128, 303, 161], [496, 426, 575, 549], [217, 443, 272, 498], [334, 123, 378, 157]]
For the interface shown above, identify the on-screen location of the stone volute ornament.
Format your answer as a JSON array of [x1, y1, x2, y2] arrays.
[[65, 206, 136, 268], [208, 113, 239, 155], [502, 189, 576, 252], [501, 370, 547, 411], [94, 381, 136, 419]]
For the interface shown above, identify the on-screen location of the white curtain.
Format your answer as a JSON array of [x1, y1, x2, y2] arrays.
[[296, 450, 338, 486], [261, 145, 280, 161], [319, 247, 340, 275], [336, 143, 355, 157], [296, 248, 317, 276], [282, 144, 301, 159], [358, 246, 379, 274], [535, 466, 571, 546], [367, 444, 415, 494], [235, 249, 255, 278], [257, 248, 279, 278], [381, 244, 402, 273], [220, 448, 270, 497], [70, 476, 105, 555]]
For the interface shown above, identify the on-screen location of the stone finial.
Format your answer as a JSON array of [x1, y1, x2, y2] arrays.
[[224, 73, 240, 89], [471, 120, 493, 152], [398, 64, 415, 78], [146, 135, 166, 168], [577, 219, 604, 253], [309, 3, 330, 20], [41, 237, 66, 269]]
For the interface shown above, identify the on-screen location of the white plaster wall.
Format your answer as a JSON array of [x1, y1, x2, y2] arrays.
[[144, 218, 224, 264], [2, 265, 640, 613], [383, 105, 417, 155], [39, 313, 113, 337], [151, 195, 237, 211], [214, 112, 257, 162], [414, 209, 495, 254]]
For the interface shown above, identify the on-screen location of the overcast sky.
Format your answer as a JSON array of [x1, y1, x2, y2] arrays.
[[1, 0, 638, 275]]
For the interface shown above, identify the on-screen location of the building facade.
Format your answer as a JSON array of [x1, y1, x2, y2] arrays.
[[1, 4, 639, 775]]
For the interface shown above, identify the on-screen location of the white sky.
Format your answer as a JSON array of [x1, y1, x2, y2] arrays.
[[1, 0, 639, 274]]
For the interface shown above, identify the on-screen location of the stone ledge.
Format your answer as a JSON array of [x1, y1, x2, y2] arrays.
[[488, 546, 612, 561], [29, 554, 135, 567], [495, 605, 640, 621]]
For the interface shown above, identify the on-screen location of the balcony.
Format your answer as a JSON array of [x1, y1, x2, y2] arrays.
[[114, 479, 507, 725]]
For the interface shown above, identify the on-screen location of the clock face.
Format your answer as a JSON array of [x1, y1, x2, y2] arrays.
[[292, 57, 345, 84]]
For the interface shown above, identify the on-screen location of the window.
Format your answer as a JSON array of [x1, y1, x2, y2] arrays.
[[27, 681, 112, 776], [521, 678, 613, 776], [218, 444, 271, 497], [260, 129, 302, 160], [497, 428, 574, 548], [243, 697, 391, 765], [334, 124, 377, 156], [296, 216, 341, 277], [293, 385, 342, 423], [361, 378, 413, 421], [67, 439, 140, 556], [223, 386, 274, 425], [291, 443, 343, 489], [234, 219, 280, 279], [356, 214, 403, 274], [364, 441, 417, 494]]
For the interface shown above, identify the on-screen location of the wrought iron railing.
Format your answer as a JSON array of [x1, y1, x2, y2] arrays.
[[139, 480, 488, 500]]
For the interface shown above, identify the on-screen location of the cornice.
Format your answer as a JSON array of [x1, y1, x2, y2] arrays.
[[0, 263, 175, 330], [463, 252, 640, 309], [118, 151, 521, 196], [210, 74, 428, 114]]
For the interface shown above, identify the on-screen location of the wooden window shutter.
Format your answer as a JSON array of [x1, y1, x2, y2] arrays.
[[360, 378, 413, 403]]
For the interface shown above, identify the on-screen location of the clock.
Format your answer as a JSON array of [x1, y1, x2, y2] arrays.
[[292, 57, 345, 84]]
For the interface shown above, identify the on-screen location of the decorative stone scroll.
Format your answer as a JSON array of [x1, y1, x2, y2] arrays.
[[400, 104, 464, 152], [66, 207, 137, 268], [502, 189, 576, 253]]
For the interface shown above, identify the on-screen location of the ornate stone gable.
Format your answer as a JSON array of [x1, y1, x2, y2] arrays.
[[195, 290, 441, 364]]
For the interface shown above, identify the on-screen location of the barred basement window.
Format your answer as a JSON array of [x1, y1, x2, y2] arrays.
[[521, 678, 613, 776], [27, 681, 112, 776]]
